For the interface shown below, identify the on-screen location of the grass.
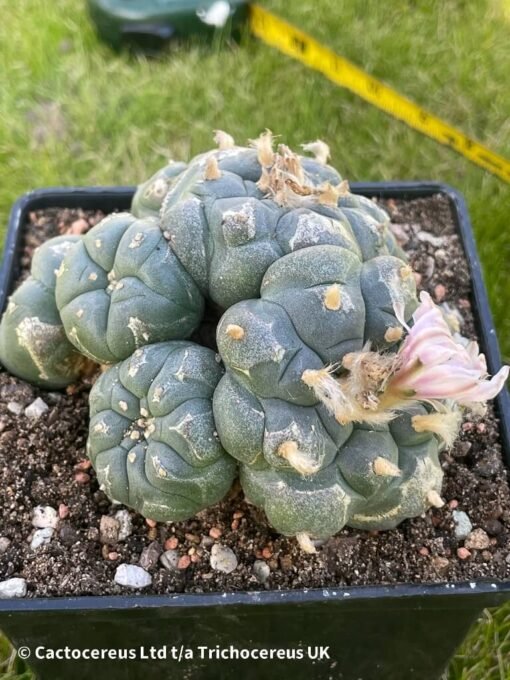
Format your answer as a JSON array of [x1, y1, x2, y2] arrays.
[[445, 606, 510, 680], [0, 0, 509, 677], [0, 636, 32, 680]]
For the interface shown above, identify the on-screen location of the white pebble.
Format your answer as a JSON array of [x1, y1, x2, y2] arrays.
[[99, 515, 120, 544], [30, 527, 54, 550], [0, 578, 27, 599], [416, 231, 445, 247], [210, 544, 238, 574], [160, 550, 180, 571], [114, 564, 152, 589], [465, 528, 491, 551], [7, 401, 23, 415], [114, 509, 133, 541], [253, 560, 270, 583], [452, 510, 473, 540], [0, 537, 11, 553], [25, 397, 49, 418], [32, 505, 59, 529], [452, 332, 471, 348]]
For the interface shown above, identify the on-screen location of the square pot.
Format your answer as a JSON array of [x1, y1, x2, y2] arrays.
[[0, 182, 508, 680]]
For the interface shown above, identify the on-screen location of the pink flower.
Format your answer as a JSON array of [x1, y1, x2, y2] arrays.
[[303, 291, 508, 439], [391, 292, 509, 405]]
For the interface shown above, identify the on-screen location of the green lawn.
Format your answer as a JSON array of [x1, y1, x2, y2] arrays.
[[0, 0, 509, 678]]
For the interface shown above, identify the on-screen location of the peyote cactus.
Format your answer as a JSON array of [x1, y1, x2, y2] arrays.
[[55, 212, 204, 364], [2, 130, 507, 550], [87, 341, 236, 521], [0, 236, 91, 388]]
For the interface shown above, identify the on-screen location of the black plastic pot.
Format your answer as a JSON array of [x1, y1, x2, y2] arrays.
[[0, 183, 508, 680]]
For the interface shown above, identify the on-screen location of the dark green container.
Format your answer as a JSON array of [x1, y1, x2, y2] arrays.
[[88, 0, 249, 51]]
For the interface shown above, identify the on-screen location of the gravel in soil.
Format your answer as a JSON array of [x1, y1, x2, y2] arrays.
[[0, 197, 509, 597]]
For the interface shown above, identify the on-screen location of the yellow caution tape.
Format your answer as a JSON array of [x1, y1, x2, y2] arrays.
[[249, 4, 510, 183]]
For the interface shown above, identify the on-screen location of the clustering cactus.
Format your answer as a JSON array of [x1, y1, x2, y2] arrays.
[[1, 131, 507, 551]]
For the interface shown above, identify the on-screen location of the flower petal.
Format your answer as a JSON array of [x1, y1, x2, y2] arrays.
[[405, 366, 486, 399], [393, 292, 508, 406], [456, 365, 509, 404]]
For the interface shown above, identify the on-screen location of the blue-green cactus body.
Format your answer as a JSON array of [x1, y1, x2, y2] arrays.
[[0, 135, 449, 546], [159, 143, 405, 311], [55, 213, 204, 364], [214, 371, 442, 539], [88, 341, 236, 521], [213, 234, 442, 541], [0, 236, 89, 388], [131, 161, 188, 218]]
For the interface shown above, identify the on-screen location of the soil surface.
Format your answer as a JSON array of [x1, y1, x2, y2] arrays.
[[0, 197, 509, 597]]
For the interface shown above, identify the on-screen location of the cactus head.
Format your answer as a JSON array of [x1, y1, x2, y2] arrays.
[[0, 236, 92, 388], [160, 131, 405, 310], [88, 341, 236, 521], [55, 213, 204, 364], [212, 191, 435, 543], [214, 372, 442, 541]]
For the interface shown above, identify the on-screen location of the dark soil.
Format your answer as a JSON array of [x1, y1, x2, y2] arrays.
[[0, 196, 509, 597]]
